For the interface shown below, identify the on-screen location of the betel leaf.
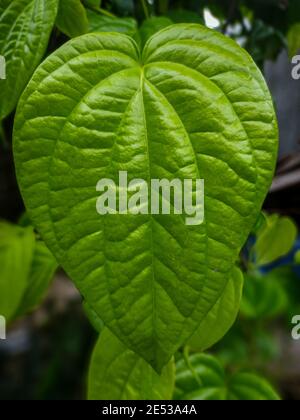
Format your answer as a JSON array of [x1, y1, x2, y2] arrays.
[[14, 25, 278, 371], [0, 0, 59, 120], [88, 329, 175, 400], [56, 0, 89, 38], [139, 17, 173, 48], [188, 266, 243, 352], [254, 214, 297, 267], [174, 353, 280, 400], [0, 221, 35, 321], [16, 240, 58, 316], [86, 9, 137, 37]]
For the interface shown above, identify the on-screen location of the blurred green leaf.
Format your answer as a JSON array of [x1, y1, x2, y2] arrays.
[[139, 16, 173, 47], [84, 0, 101, 7], [167, 8, 204, 24], [245, 20, 286, 67], [254, 214, 297, 266], [56, 0, 89, 38], [0, 221, 35, 321], [174, 353, 280, 400], [188, 267, 243, 352], [215, 322, 280, 369], [16, 241, 57, 316], [295, 250, 300, 265], [88, 329, 175, 400], [287, 23, 300, 58], [110, 0, 134, 15], [240, 272, 288, 320], [86, 9, 137, 36]]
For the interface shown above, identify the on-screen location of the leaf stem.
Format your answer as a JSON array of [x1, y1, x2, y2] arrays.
[[183, 346, 203, 387], [140, 0, 150, 19]]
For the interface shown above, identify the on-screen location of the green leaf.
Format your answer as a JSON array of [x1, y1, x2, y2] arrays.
[[88, 329, 175, 400], [188, 267, 243, 352], [86, 9, 137, 37], [139, 17, 173, 48], [14, 25, 278, 371], [167, 9, 204, 24], [251, 211, 267, 234], [228, 372, 280, 400], [56, 0, 88, 38], [84, 0, 100, 7], [0, 221, 35, 321], [16, 240, 57, 316], [175, 353, 280, 400], [254, 214, 297, 266], [287, 23, 300, 58], [0, 0, 59, 120], [240, 272, 288, 320]]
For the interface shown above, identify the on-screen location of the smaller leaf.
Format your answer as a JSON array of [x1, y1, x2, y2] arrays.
[[240, 273, 288, 320], [175, 353, 280, 400], [188, 267, 243, 352], [88, 329, 175, 400], [0, 221, 35, 321], [86, 9, 137, 36], [56, 0, 89, 38], [139, 17, 173, 47], [228, 373, 280, 401], [287, 23, 300, 58], [254, 214, 297, 266], [16, 241, 58, 316]]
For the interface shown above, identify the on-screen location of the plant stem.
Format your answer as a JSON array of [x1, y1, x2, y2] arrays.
[[183, 346, 203, 387], [140, 0, 150, 19]]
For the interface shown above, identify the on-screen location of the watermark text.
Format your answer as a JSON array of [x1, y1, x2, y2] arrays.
[[96, 171, 205, 226]]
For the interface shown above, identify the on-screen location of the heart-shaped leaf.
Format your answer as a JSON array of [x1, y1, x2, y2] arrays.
[[254, 214, 297, 266], [88, 329, 175, 400], [0, 0, 59, 120], [13, 25, 278, 371]]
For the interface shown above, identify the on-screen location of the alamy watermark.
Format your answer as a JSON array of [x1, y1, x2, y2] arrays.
[[96, 171, 205, 226], [0, 315, 6, 340], [292, 55, 300, 80], [0, 55, 6, 80], [291, 315, 300, 340]]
